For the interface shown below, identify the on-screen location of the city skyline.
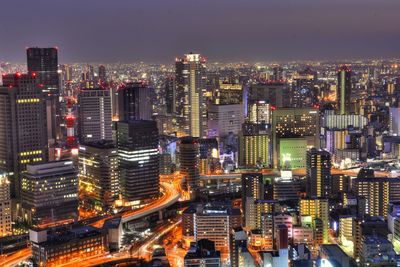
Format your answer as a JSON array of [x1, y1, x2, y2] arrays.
[[1, 0, 400, 63], [2, 2, 400, 266]]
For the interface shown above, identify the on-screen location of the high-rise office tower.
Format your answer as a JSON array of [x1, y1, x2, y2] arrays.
[[175, 53, 207, 137], [214, 82, 242, 105], [0, 172, 11, 237], [21, 161, 78, 227], [118, 81, 152, 121], [26, 47, 61, 143], [193, 203, 241, 254], [239, 123, 271, 168], [272, 107, 320, 168], [98, 65, 106, 83], [117, 120, 160, 203], [306, 148, 331, 198], [337, 65, 352, 115], [78, 141, 119, 211], [178, 137, 200, 198], [208, 103, 244, 138], [248, 101, 271, 124], [292, 67, 318, 108], [0, 73, 48, 198], [248, 82, 291, 110], [27, 47, 59, 93], [78, 88, 113, 144]]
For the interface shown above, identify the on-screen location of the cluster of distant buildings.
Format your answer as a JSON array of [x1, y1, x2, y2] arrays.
[[1, 48, 400, 266]]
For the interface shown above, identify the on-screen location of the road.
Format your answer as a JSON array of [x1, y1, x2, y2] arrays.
[[137, 219, 182, 261], [55, 220, 182, 267], [121, 182, 180, 223], [1, 181, 181, 267], [0, 248, 31, 267], [92, 181, 180, 227]]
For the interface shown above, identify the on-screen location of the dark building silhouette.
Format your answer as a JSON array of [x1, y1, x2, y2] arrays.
[[117, 120, 160, 202]]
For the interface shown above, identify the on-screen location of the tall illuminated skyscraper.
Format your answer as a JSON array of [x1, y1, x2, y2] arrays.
[[78, 141, 119, 211], [337, 65, 352, 115], [306, 148, 331, 198], [175, 53, 207, 137], [117, 120, 160, 203], [78, 88, 113, 144], [239, 123, 271, 168], [0, 73, 48, 198]]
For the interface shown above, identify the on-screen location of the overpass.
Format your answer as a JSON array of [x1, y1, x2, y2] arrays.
[[121, 182, 180, 224]]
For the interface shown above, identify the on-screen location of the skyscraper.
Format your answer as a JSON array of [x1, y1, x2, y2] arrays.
[[175, 53, 207, 137], [239, 123, 271, 168], [21, 161, 78, 227], [214, 82, 242, 105], [117, 120, 160, 203], [0, 73, 48, 197], [193, 203, 241, 254], [78, 88, 113, 144], [248, 82, 290, 110], [78, 141, 119, 211], [337, 65, 352, 115], [26, 47, 61, 142], [118, 81, 152, 121], [0, 172, 11, 237], [26, 47, 59, 93], [272, 107, 320, 168], [306, 148, 331, 198], [178, 137, 200, 198], [98, 65, 106, 83]]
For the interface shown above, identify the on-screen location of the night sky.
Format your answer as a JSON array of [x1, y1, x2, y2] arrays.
[[1, 0, 399, 63]]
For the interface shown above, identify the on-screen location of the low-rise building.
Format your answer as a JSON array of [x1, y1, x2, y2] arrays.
[[30, 226, 108, 267]]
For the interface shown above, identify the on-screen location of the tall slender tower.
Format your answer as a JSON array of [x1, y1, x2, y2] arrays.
[[337, 65, 351, 115], [26, 47, 61, 143], [0, 73, 48, 198], [77, 88, 113, 144], [175, 53, 207, 137]]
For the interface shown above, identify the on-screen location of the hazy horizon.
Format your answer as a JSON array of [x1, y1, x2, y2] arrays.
[[1, 0, 400, 63]]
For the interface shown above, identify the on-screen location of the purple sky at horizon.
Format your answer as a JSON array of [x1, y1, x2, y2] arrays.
[[1, 0, 400, 63]]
